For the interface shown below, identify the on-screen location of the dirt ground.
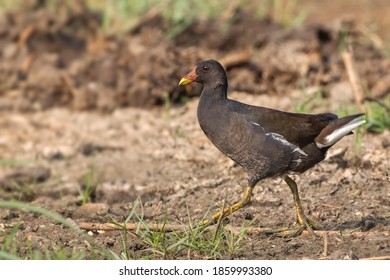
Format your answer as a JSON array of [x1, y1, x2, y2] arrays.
[[0, 1, 389, 259]]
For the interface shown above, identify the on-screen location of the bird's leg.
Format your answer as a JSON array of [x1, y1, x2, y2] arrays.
[[199, 186, 253, 227], [268, 175, 321, 238]]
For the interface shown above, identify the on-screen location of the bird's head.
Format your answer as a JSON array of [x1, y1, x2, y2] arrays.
[[179, 60, 227, 87]]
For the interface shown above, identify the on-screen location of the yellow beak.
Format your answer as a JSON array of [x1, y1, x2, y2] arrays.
[[178, 67, 196, 86], [178, 77, 192, 86]]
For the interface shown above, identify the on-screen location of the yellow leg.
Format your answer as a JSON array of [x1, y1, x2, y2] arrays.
[[268, 175, 320, 238], [200, 186, 253, 227]]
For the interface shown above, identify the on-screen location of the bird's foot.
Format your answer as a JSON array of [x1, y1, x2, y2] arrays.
[[271, 175, 322, 239], [196, 186, 253, 229], [195, 205, 239, 229], [267, 216, 321, 239]]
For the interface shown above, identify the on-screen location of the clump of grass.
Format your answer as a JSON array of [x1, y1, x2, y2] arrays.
[[0, 223, 21, 259], [338, 95, 390, 134], [0, 198, 253, 260], [77, 168, 98, 205], [112, 199, 254, 260], [25, 241, 86, 260], [364, 98, 390, 133]]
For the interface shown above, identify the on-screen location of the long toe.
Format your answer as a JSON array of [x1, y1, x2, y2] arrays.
[[301, 219, 316, 239], [306, 217, 322, 230], [265, 226, 291, 234], [297, 213, 321, 238], [267, 218, 321, 239], [271, 224, 305, 238]]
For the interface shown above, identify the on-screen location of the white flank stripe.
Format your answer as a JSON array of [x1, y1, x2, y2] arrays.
[[250, 121, 307, 157], [293, 147, 308, 156], [250, 121, 261, 126], [267, 132, 307, 156], [291, 158, 302, 163], [317, 119, 366, 148]]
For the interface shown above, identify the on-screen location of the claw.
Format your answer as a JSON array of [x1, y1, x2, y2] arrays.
[[267, 214, 321, 238], [271, 225, 305, 238]]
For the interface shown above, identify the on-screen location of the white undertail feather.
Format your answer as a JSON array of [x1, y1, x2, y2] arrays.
[[316, 117, 366, 148]]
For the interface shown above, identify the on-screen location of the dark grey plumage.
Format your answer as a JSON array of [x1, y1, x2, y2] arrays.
[[179, 59, 365, 237]]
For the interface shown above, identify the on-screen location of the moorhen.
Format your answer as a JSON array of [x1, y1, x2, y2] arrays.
[[179, 59, 365, 238]]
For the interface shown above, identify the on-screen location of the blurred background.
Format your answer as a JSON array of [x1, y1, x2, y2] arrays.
[[0, 0, 389, 260], [0, 0, 389, 120]]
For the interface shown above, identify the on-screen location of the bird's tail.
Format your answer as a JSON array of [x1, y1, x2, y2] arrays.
[[315, 113, 366, 148]]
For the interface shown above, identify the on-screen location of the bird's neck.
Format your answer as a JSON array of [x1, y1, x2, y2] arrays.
[[201, 83, 228, 101], [197, 83, 228, 133]]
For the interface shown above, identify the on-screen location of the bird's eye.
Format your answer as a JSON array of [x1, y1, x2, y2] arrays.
[[202, 66, 209, 72]]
